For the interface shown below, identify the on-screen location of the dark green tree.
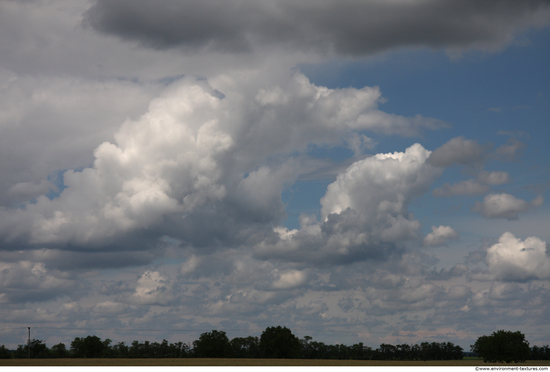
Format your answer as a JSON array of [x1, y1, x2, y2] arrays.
[[471, 330, 530, 363], [300, 336, 314, 359], [0, 345, 12, 359], [259, 326, 301, 359], [378, 344, 397, 360], [70, 335, 107, 358], [193, 330, 232, 358], [306, 340, 329, 359], [50, 343, 69, 358], [111, 341, 129, 358], [14, 339, 48, 358], [230, 336, 260, 358], [531, 345, 550, 360]]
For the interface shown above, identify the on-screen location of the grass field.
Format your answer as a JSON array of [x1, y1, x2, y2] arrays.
[[1, 358, 550, 366]]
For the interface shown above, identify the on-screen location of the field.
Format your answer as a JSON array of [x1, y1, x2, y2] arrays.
[[1, 358, 550, 366]]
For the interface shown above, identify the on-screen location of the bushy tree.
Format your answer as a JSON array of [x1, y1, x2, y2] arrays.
[[471, 330, 530, 363], [0, 345, 12, 359], [193, 330, 232, 358], [531, 345, 550, 360], [14, 339, 48, 359], [50, 343, 69, 358], [70, 335, 107, 358], [259, 326, 301, 359], [230, 336, 260, 358]]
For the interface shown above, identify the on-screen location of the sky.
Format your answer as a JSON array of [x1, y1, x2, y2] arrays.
[[0, 0, 549, 350]]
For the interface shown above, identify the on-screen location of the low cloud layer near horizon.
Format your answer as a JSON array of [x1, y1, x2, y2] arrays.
[[0, 0, 549, 349]]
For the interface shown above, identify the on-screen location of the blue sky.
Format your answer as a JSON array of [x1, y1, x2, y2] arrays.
[[0, 0, 549, 351]]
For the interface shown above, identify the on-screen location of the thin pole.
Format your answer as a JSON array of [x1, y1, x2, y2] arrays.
[[27, 327, 30, 359]]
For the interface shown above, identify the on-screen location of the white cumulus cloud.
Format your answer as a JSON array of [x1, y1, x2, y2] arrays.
[[255, 143, 443, 264], [321, 143, 440, 220], [272, 270, 308, 290], [129, 270, 174, 306], [423, 226, 459, 246], [485, 232, 550, 281]]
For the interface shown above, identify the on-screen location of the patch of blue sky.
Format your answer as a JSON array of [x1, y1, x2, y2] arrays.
[[45, 169, 69, 199], [282, 178, 327, 230]]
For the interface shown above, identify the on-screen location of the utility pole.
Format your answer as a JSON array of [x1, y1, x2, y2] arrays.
[[27, 327, 30, 359]]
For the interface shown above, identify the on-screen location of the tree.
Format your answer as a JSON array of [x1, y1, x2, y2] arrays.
[[111, 341, 129, 358], [230, 336, 260, 358], [471, 330, 530, 363], [378, 344, 397, 360], [531, 345, 550, 360], [14, 339, 48, 359], [259, 326, 301, 359], [50, 343, 69, 358], [193, 330, 232, 358], [0, 345, 12, 359], [70, 335, 107, 358]]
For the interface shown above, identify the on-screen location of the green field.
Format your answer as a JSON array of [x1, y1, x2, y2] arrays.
[[1, 358, 550, 366]]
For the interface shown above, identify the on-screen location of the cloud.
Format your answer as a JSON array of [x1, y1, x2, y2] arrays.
[[447, 285, 472, 300], [485, 232, 550, 281], [0, 72, 160, 206], [476, 170, 510, 185], [272, 270, 308, 290], [7, 180, 58, 202], [495, 139, 526, 160], [427, 137, 488, 167], [28, 249, 157, 271], [473, 193, 543, 219], [433, 179, 489, 197], [129, 270, 174, 306], [99, 281, 133, 296], [0, 261, 78, 303], [92, 301, 141, 318], [84, 0, 550, 56], [321, 144, 440, 219], [432, 170, 511, 197], [255, 143, 443, 264], [0, 73, 443, 254], [432, 169, 512, 197], [423, 226, 459, 246]]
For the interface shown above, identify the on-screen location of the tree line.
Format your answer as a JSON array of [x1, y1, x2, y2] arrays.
[[0, 326, 548, 361], [470, 330, 550, 363]]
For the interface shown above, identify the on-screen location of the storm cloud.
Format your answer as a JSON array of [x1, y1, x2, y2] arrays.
[[84, 0, 550, 55]]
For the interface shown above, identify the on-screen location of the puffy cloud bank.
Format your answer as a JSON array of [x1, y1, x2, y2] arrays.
[[485, 232, 550, 281], [0, 73, 444, 256]]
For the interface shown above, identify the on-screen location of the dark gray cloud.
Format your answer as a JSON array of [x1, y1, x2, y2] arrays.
[[0, 260, 82, 303], [84, 0, 550, 55]]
